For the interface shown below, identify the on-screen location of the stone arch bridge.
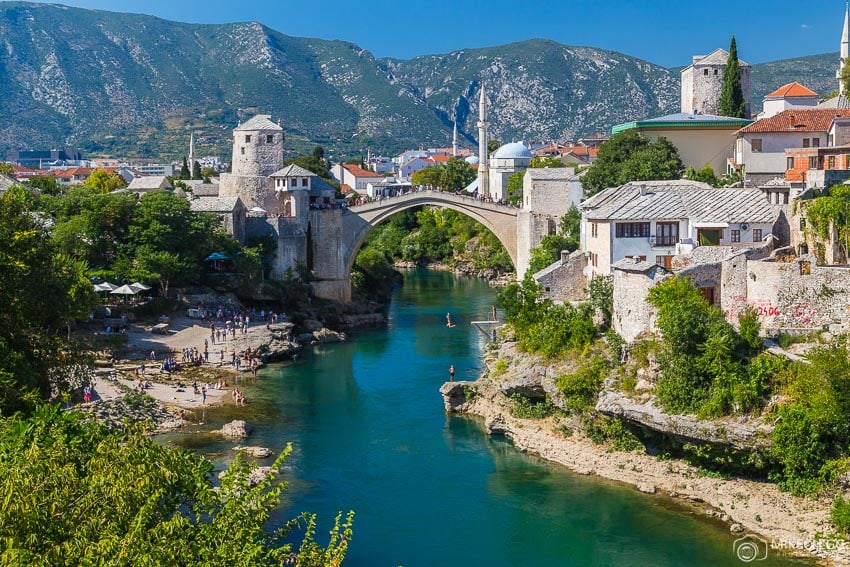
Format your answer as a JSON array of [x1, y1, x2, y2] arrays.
[[308, 190, 536, 302]]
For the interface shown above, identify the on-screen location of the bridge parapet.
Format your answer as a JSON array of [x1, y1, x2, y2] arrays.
[[347, 189, 519, 216]]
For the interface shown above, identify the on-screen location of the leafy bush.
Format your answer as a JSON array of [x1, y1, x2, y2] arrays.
[[499, 275, 597, 359], [645, 276, 780, 417], [581, 415, 642, 452], [556, 357, 609, 414], [0, 406, 353, 565], [832, 495, 850, 537], [508, 393, 557, 419]]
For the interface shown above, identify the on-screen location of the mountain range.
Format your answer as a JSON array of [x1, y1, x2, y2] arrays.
[[0, 2, 842, 160]]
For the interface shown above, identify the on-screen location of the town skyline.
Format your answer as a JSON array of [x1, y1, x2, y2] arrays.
[[12, 0, 850, 67]]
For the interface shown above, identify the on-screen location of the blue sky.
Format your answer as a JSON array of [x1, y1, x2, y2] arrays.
[[13, 0, 850, 66]]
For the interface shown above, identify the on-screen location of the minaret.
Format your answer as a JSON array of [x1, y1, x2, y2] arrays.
[[477, 84, 489, 197], [840, 2, 849, 94], [188, 132, 196, 168], [452, 120, 458, 157]]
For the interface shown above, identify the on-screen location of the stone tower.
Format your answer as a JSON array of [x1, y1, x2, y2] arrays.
[[680, 48, 751, 116], [839, 3, 849, 95], [477, 84, 489, 197], [219, 114, 284, 211]]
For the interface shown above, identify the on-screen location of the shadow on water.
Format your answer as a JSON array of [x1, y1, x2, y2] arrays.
[[167, 269, 814, 567]]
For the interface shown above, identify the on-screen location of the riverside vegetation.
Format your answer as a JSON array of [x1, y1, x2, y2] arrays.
[[497, 273, 850, 538], [0, 186, 352, 564]]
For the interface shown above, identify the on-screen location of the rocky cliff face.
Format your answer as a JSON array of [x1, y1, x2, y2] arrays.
[[0, 3, 839, 158]]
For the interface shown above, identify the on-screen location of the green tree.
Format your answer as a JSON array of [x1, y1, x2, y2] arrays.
[[581, 130, 683, 196], [526, 206, 581, 273], [411, 165, 443, 189], [506, 171, 524, 204], [83, 169, 126, 193], [290, 146, 331, 179], [487, 140, 502, 154], [27, 175, 60, 195], [684, 165, 721, 187], [192, 160, 202, 180], [529, 156, 565, 168], [441, 157, 476, 191], [0, 406, 353, 565], [200, 166, 218, 178], [718, 36, 747, 118], [0, 162, 13, 176], [179, 157, 191, 180], [0, 187, 98, 413]]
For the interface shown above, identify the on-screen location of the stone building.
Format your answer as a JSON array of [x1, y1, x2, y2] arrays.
[[219, 115, 284, 212], [680, 48, 751, 117], [189, 196, 247, 243]]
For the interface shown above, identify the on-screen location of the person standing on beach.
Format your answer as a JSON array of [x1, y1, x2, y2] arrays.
[[201, 385, 207, 405]]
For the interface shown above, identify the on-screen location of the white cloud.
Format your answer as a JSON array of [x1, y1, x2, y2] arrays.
[[801, 23, 813, 29]]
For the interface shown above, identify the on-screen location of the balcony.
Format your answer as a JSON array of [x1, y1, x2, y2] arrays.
[[650, 235, 678, 247]]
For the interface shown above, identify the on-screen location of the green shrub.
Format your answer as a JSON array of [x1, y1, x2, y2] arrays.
[[508, 393, 557, 420], [833, 495, 850, 537], [556, 356, 608, 414], [492, 358, 508, 376]]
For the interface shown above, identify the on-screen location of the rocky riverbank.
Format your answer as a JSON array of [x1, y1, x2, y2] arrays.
[[441, 342, 850, 565]]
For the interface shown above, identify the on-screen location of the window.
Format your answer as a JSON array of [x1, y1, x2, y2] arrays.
[[752, 229, 762, 242], [240, 147, 245, 155], [591, 253, 598, 267], [809, 156, 818, 169], [829, 156, 836, 169], [803, 138, 810, 148], [751, 139, 762, 152], [812, 138, 820, 148], [787, 157, 795, 170], [731, 229, 741, 243], [655, 255, 673, 269], [655, 222, 679, 246], [301, 177, 308, 187], [615, 222, 650, 238], [245, 135, 252, 143], [714, 69, 718, 75], [697, 229, 722, 246], [591, 222, 598, 238], [266, 134, 274, 143], [703, 69, 709, 75]]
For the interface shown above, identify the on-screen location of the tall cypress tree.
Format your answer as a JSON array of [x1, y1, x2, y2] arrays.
[[718, 36, 746, 118], [179, 157, 190, 180]]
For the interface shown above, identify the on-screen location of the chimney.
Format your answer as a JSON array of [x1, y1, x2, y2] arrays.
[[639, 184, 648, 196]]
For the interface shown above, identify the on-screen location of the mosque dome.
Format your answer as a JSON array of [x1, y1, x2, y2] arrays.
[[465, 155, 480, 165], [492, 142, 532, 160]]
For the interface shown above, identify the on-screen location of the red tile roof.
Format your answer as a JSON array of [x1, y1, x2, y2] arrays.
[[737, 109, 850, 134], [429, 155, 451, 163], [765, 82, 818, 98], [342, 164, 381, 177]]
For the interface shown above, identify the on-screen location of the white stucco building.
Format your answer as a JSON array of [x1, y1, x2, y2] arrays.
[[581, 180, 777, 277]]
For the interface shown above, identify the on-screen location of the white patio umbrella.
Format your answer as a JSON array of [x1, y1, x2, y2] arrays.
[[96, 282, 118, 291], [110, 284, 138, 296], [129, 282, 151, 292]]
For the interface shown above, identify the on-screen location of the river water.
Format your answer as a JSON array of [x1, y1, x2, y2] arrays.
[[170, 269, 810, 566]]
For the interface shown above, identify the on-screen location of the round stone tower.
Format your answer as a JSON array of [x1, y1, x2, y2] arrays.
[[219, 114, 284, 209]]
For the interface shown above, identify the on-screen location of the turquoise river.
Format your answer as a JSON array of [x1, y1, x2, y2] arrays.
[[170, 269, 811, 566]]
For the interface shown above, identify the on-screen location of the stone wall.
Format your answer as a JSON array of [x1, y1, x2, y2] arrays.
[[745, 258, 850, 330], [219, 173, 273, 211], [534, 250, 588, 303], [307, 209, 351, 302], [612, 263, 670, 342]]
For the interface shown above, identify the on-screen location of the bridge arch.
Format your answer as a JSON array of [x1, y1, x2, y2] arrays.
[[341, 191, 519, 281]]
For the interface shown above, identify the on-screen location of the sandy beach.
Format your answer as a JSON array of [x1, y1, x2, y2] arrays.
[[92, 313, 263, 411]]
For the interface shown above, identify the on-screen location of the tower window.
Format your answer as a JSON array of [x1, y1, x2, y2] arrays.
[[267, 135, 274, 143], [241, 147, 245, 155], [714, 69, 718, 75], [245, 135, 252, 143], [703, 69, 709, 75]]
